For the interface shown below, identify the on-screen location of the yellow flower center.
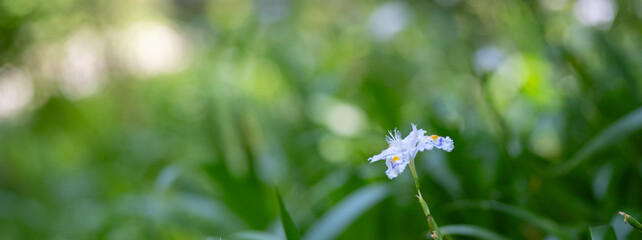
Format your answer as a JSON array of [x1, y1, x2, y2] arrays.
[[392, 156, 400, 162]]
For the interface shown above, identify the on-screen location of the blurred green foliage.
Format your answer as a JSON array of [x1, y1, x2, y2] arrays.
[[1, 0, 642, 239]]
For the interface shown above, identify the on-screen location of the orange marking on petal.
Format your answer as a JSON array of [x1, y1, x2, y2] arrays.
[[430, 135, 439, 141], [392, 156, 400, 162]]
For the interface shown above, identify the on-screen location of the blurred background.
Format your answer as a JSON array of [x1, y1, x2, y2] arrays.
[[1, 0, 641, 239]]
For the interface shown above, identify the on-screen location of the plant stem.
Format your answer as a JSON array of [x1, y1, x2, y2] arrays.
[[409, 159, 443, 240], [619, 211, 642, 233]]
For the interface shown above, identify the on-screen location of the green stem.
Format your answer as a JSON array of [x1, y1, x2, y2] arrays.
[[619, 211, 642, 233], [409, 159, 443, 240]]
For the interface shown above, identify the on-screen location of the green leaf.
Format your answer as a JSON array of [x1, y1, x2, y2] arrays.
[[558, 107, 642, 174], [176, 193, 247, 233], [589, 225, 617, 240], [276, 190, 301, 240], [226, 231, 282, 240], [440, 224, 510, 240], [450, 200, 571, 239], [303, 184, 390, 240]]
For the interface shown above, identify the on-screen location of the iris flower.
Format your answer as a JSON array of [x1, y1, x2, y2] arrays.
[[368, 124, 454, 179]]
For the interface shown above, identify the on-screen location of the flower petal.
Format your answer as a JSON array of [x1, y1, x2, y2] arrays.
[[417, 136, 435, 152], [385, 129, 402, 145], [369, 124, 454, 179], [385, 154, 409, 179], [368, 146, 399, 163], [402, 123, 426, 149], [432, 136, 454, 152]]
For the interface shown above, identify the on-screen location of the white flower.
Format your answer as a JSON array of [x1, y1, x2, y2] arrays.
[[369, 124, 454, 179], [418, 135, 454, 152]]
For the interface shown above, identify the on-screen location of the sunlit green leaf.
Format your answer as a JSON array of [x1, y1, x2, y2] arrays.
[[226, 231, 282, 240], [303, 184, 390, 240], [451, 200, 571, 239], [558, 107, 642, 174], [440, 224, 510, 240], [589, 225, 617, 240], [276, 190, 301, 240]]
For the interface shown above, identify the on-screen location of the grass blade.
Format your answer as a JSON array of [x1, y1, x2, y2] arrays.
[[440, 224, 510, 240], [557, 107, 642, 174], [589, 225, 617, 240], [225, 231, 283, 240], [450, 200, 570, 239], [276, 190, 301, 240], [303, 184, 390, 240]]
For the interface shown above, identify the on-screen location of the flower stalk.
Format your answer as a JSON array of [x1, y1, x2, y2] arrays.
[[619, 211, 642, 233], [368, 124, 453, 239], [409, 159, 442, 240]]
